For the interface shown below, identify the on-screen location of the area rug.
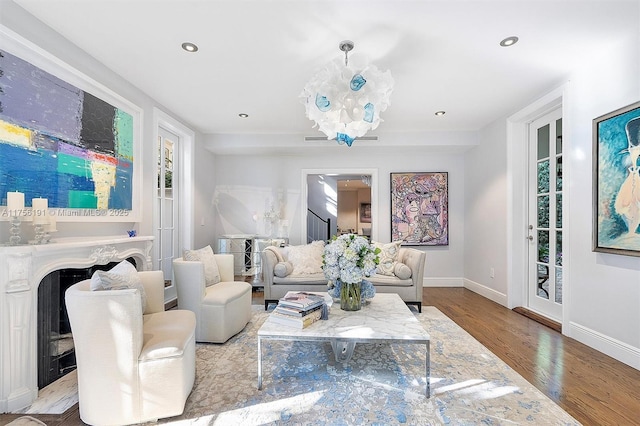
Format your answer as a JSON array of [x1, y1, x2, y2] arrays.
[[156, 306, 580, 425]]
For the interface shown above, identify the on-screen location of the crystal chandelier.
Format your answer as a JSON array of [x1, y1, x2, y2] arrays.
[[301, 40, 394, 147]]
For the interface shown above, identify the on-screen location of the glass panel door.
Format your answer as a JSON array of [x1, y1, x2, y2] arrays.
[[156, 128, 179, 282], [528, 109, 563, 320]]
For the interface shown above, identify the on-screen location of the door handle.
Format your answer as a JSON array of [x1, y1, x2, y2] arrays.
[[526, 235, 534, 241]]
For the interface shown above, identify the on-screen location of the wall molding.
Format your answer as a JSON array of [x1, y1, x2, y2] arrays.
[[463, 278, 508, 306], [567, 321, 640, 370], [422, 277, 464, 288]]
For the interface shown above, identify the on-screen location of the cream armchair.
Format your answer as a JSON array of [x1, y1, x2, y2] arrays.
[[65, 270, 196, 426], [173, 254, 252, 343]]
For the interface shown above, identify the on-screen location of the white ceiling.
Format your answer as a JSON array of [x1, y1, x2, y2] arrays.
[[11, 0, 640, 145]]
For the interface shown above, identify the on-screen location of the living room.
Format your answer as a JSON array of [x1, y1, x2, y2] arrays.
[[1, 0, 639, 424]]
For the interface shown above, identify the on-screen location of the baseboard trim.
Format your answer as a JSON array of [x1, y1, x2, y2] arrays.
[[164, 297, 177, 311], [426, 276, 640, 370], [463, 278, 508, 306], [567, 321, 640, 370], [422, 277, 464, 287]]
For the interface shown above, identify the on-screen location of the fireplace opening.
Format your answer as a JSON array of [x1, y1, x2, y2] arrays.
[[37, 257, 137, 389]]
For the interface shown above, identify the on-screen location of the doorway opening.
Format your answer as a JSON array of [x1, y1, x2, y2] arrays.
[[506, 85, 567, 331], [302, 169, 377, 243]]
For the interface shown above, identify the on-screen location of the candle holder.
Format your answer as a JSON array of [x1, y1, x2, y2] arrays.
[[43, 229, 57, 244], [9, 216, 22, 245], [33, 223, 45, 245]]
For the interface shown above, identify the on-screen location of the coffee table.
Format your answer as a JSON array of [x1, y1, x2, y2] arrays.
[[257, 292, 431, 397]]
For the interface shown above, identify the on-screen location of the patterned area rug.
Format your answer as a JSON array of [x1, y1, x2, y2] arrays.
[[157, 306, 580, 425]]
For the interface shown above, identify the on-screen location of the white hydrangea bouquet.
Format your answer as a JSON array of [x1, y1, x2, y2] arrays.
[[322, 234, 380, 309]]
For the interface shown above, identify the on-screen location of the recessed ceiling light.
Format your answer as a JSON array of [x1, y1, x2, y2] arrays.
[[500, 36, 519, 47], [238, 113, 249, 118], [435, 111, 446, 116], [181, 42, 198, 52]]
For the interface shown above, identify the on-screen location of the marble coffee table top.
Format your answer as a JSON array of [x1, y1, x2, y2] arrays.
[[259, 292, 429, 344]]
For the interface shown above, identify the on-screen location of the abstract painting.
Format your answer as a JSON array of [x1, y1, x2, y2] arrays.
[[0, 49, 134, 213], [390, 172, 448, 246], [593, 101, 640, 256]]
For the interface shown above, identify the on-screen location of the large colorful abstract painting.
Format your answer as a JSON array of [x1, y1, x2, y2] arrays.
[[593, 101, 640, 256], [0, 49, 134, 212], [390, 172, 448, 246]]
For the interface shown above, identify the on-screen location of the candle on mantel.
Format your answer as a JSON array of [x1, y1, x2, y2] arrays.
[[7, 191, 24, 214], [45, 213, 57, 232], [32, 198, 48, 225]]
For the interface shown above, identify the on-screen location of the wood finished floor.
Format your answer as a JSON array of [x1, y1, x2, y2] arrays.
[[1, 287, 638, 425]]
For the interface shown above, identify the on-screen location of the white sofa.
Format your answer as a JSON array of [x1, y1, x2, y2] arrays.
[[173, 254, 252, 343], [65, 270, 196, 426], [261, 245, 426, 312]]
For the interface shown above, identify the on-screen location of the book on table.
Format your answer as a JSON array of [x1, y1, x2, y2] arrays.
[[269, 306, 323, 329], [273, 303, 323, 317], [278, 291, 325, 310]]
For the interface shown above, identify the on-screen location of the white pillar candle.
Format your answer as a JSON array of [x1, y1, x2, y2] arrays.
[[46, 213, 57, 232], [7, 192, 24, 213], [32, 198, 48, 225]]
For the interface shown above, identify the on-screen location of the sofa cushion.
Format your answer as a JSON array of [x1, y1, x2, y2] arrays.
[[139, 310, 196, 361], [183, 245, 220, 287], [368, 274, 413, 287], [273, 272, 327, 285], [287, 241, 325, 275], [394, 262, 412, 280], [373, 241, 403, 276], [202, 281, 251, 306], [274, 261, 294, 277], [90, 260, 147, 312]]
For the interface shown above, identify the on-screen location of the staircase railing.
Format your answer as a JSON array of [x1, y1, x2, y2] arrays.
[[307, 209, 331, 243]]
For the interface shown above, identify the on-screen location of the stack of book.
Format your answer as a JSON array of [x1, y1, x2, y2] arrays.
[[269, 291, 327, 329]]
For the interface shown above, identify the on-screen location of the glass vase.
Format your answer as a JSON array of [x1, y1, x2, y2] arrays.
[[340, 281, 362, 311]]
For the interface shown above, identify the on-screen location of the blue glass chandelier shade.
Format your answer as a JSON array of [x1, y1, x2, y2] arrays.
[[301, 40, 394, 147]]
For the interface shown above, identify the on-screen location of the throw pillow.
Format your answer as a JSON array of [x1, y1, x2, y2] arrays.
[[287, 240, 325, 275], [394, 262, 412, 280], [183, 245, 221, 286], [90, 260, 147, 312], [373, 241, 403, 276], [264, 246, 285, 263], [274, 261, 294, 278]]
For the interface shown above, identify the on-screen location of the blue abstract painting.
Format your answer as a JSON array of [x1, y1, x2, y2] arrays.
[[594, 102, 640, 256], [0, 49, 134, 211]]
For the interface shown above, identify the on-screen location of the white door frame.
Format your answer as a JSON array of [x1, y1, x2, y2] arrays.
[[301, 168, 379, 243], [506, 85, 570, 332], [153, 108, 195, 302]]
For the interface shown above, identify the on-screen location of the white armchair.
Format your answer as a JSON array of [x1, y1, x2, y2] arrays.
[[173, 253, 252, 343], [65, 270, 196, 426]]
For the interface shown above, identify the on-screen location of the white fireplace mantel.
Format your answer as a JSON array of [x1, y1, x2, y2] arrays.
[[0, 235, 153, 413]]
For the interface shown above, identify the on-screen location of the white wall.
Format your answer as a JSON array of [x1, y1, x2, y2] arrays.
[[192, 142, 217, 249], [563, 33, 640, 368], [464, 28, 640, 369], [463, 119, 509, 304], [307, 174, 338, 239], [210, 148, 467, 284], [0, 3, 213, 254]]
